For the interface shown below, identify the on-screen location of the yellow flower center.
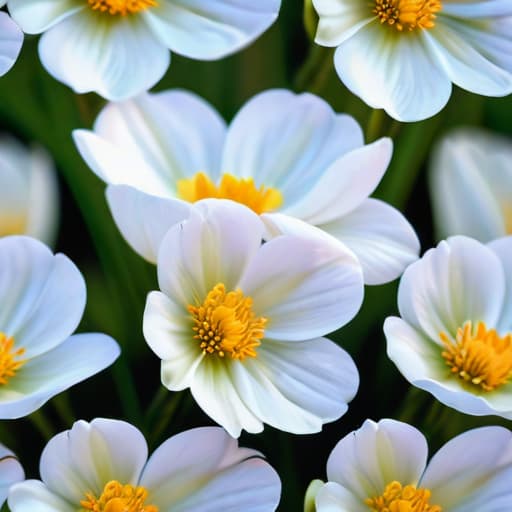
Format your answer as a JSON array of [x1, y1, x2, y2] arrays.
[[0, 333, 25, 385], [0, 214, 27, 237], [188, 283, 267, 361], [177, 172, 283, 215], [87, 0, 157, 16], [365, 481, 442, 512], [80, 481, 158, 512], [441, 321, 512, 391], [373, 0, 442, 31]]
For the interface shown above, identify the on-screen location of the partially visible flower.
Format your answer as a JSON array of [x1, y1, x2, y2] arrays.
[[312, 1, 512, 122], [74, 88, 419, 285], [143, 199, 363, 437], [0, 235, 120, 419], [0, 3, 22, 77], [0, 136, 59, 245], [7, 0, 280, 100], [384, 235, 512, 419], [430, 128, 512, 242], [8, 418, 281, 511], [0, 443, 23, 507], [315, 418, 512, 511]]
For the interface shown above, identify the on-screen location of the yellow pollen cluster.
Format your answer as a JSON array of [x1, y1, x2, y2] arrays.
[[87, 0, 157, 16], [441, 321, 512, 392], [80, 480, 158, 512], [177, 172, 283, 215], [188, 283, 267, 361], [373, 0, 442, 31], [0, 333, 26, 385], [365, 481, 442, 512]]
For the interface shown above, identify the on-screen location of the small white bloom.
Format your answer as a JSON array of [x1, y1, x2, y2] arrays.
[[315, 418, 512, 511], [0, 235, 120, 419], [0, 3, 22, 77], [430, 128, 512, 242], [0, 136, 59, 245], [0, 443, 24, 507], [74, 88, 419, 285], [7, 0, 280, 100], [143, 199, 363, 437], [384, 235, 512, 419], [312, 0, 512, 122], [8, 417, 282, 512]]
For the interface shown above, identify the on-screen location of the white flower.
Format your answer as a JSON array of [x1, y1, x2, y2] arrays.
[[0, 136, 59, 245], [0, 235, 120, 419], [143, 199, 363, 437], [7, 0, 280, 100], [430, 128, 512, 242], [0, 443, 24, 507], [0, 2, 22, 77], [315, 418, 512, 511], [384, 235, 512, 419], [312, 0, 512, 122], [8, 417, 282, 512], [73, 88, 419, 285]]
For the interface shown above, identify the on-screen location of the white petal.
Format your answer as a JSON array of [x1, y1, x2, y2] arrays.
[[326, 419, 427, 501], [0, 13, 23, 76], [222, 89, 364, 206], [0, 333, 119, 419], [106, 185, 191, 263], [39, 418, 147, 505], [319, 198, 420, 285], [143, 0, 280, 60], [0, 444, 23, 507], [421, 426, 512, 511], [334, 23, 452, 122], [7, 0, 83, 34], [443, 0, 512, 17], [8, 480, 74, 512], [283, 138, 392, 224], [0, 236, 86, 358], [315, 482, 363, 512], [239, 233, 364, 341], [39, 12, 169, 100], [488, 237, 512, 333]]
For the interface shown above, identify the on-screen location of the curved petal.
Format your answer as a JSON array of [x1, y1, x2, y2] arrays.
[[222, 89, 364, 206], [488, 237, 512, 333], [0, 333, 120, 419], [422, 426, 512, 511], [8, 480, 74, 512], [315, 482, 364, 512], [0, 445, 24, 507], [38, 12, 170, 100], [0, 236, 86, 358], [0, 13, 23, 77], [106, 186, 192, 263], [334, 23, 452, 122], [326, 419, 427, 502], [282, 138, 392, 224], [239, 232, 364, 341], [38, 418, 147, 505], [319, 198, 420, 285], [442, 0, 512, 17], [143, 0, 280, 60]]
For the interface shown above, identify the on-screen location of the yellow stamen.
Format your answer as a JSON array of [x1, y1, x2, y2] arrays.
[[87, 0, 157, 16], [373, 0, 442, 31], [80, 480, 158, 512], [441, 321, 512, 392], [0, 333, 25, 385], [177, 172, 283, 215], [188, 283, 266, 361], [366, 481, 442, 512]]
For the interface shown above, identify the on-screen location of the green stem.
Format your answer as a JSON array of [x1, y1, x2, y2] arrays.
[[293, 45, 334, 94], [52, 393, 75, 427], [28, 409, 55, 441], [150, 392, 184, 445], [366, 108, 387, 142], [112, 359, 143, 425]]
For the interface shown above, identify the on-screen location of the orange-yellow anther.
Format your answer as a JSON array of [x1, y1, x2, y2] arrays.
[[366, 481, 442, 512], [0, 333, 25, 385], [374, 0, 442, 31], [87, 0, 157, 16]]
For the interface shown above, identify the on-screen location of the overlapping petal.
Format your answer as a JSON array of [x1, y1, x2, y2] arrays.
[[0, 12, 23, 76]]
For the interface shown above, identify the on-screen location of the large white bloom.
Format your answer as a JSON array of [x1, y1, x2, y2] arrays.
[[315, 418, 512, 511], [0, 2, 22, 77], [7, 0, 280, 100], [74, 88, 419, 285], [8, 418, 282, 511], [384, 235, 512, 419], [0, 235, 120, 418], [0, 136, 59, 245], [313, 0, 512, 122], [143, 199, 363, 437], [430, 128, 512, 242], [0, 443, 24, 507]]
